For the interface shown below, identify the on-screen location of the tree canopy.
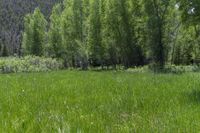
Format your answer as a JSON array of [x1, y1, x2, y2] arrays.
[[1, 0, 200, 69]]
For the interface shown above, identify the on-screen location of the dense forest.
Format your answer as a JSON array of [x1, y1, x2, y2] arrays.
[[0, 0, 62, 55], [0, 0, 200, 70]]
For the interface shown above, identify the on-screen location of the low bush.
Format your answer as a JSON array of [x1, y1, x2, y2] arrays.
[[148, 64, 200, 74], [0, 56, 63, 73], [163, 65, 200, 74], [126, 66, 149, 73]]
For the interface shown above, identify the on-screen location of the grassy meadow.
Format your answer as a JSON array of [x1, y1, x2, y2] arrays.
[[0, 70, 200, 132]]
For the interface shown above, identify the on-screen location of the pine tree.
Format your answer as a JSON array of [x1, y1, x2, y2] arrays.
[[89, 0, 104, 67], [22, 14, 33, 55], [75, 0, 90, 69], [61, 0, 77, 67], [32, 8, 47, 56], [103, 0, 120, 68], [48, 4, 63, 58], [2, 45, 9, 57], [61, 0, 90, 69], [0, 43, 2, 56], [144, 0, 171, 69], [22, 8, 47, 56]]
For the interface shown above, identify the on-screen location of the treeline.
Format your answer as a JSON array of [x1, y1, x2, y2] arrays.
[[2, 0, 200, 69], [0, 0, 62, 55]]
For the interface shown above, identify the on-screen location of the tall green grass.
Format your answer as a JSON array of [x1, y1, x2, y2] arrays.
[[0, 71, 200, 132]]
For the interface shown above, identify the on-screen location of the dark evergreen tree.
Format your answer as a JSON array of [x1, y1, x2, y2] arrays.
[[2, 45, 9, 57]]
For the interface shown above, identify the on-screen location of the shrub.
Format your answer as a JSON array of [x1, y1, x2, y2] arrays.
[[163, 65, 200, 74], [126, 66, 149, 73], [0, 56, 63, 73]]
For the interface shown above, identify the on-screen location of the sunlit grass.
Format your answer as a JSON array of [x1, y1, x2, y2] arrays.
[[0, 70, 200, 132]]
